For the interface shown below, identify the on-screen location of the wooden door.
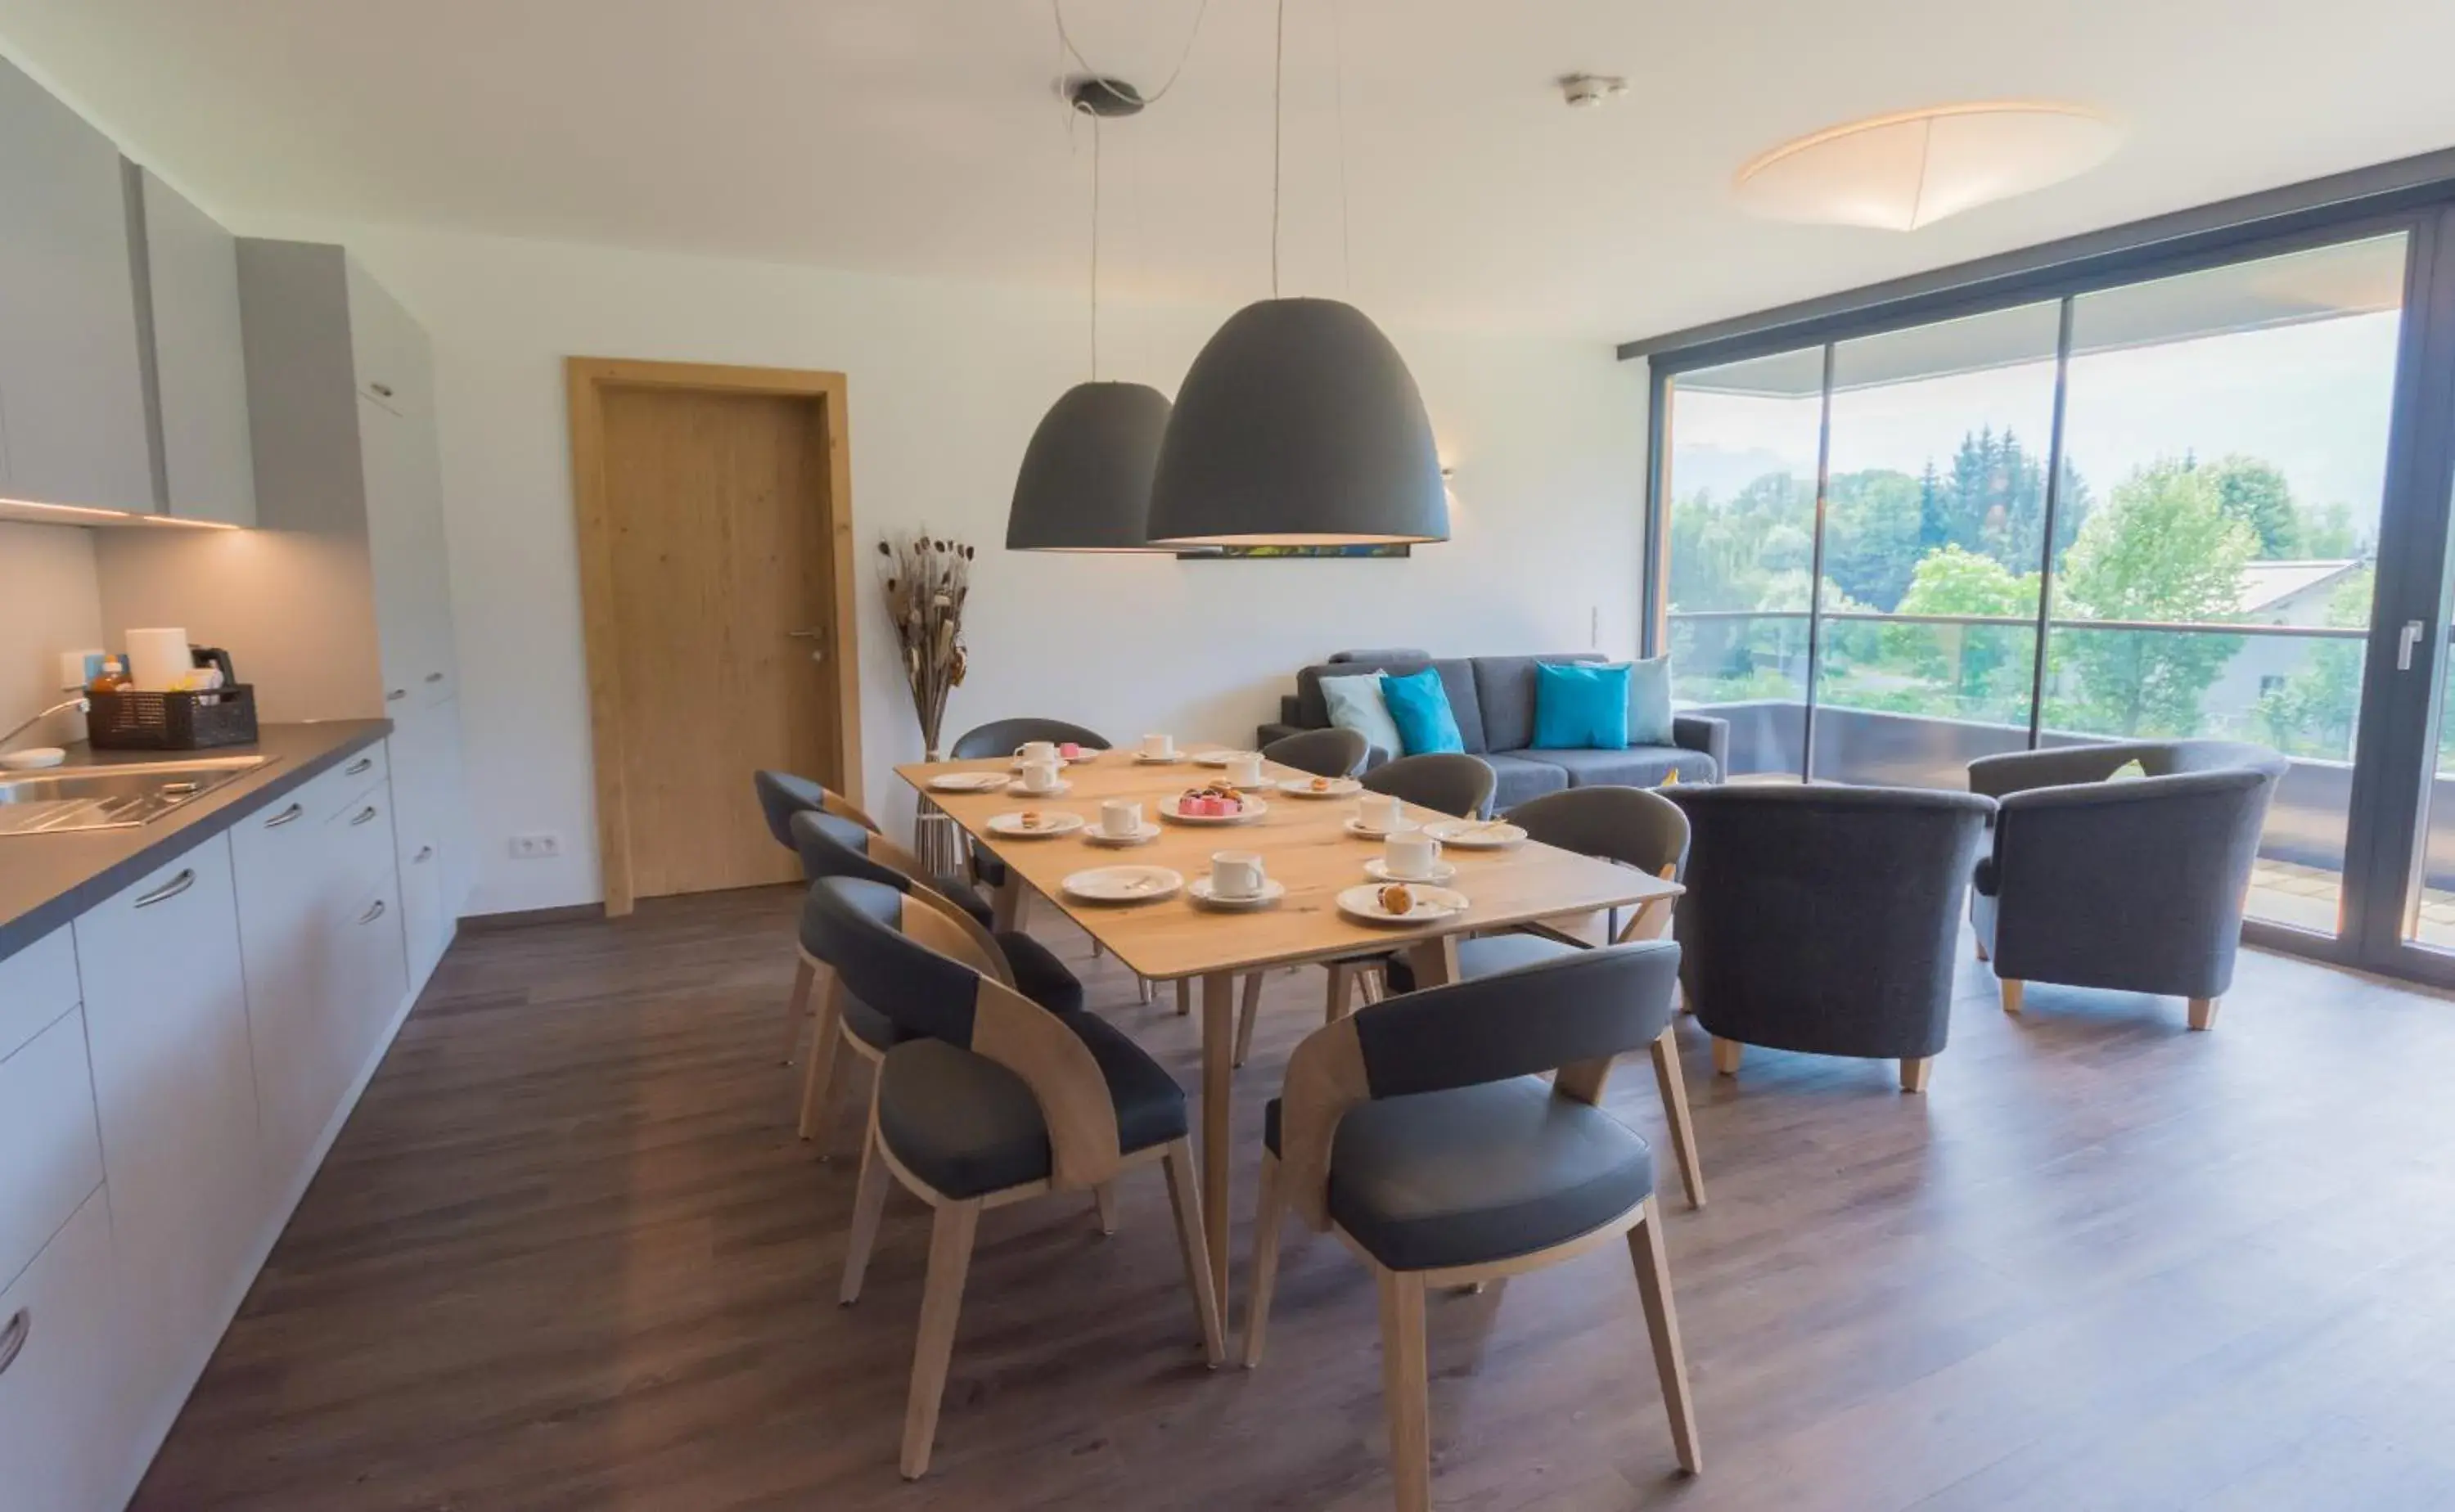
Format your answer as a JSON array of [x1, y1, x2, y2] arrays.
[[573, 362, 858, 910]]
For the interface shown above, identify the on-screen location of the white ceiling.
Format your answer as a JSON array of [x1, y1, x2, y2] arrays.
[[2, 0, 2453, 344]]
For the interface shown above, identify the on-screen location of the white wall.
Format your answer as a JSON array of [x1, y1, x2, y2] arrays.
[[0, 520, 103, 747], [250, 221, 1649, 916]]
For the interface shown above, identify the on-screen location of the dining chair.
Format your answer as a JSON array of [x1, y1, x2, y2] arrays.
[[754, 768, 881, 846], [1261, 727, 1371, 780], [947, 718, 1117, 952], [1378, 785, 1705, 1207], [1244, 942, 1700, 1510], [806, 875, 1225, 1478], [788, 810, 1086, 1146]]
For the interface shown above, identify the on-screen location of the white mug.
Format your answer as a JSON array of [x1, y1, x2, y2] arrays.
[[1015, 740, 1059, 767], [1360, 792, 1408, 833], [1018, 758, 1062, 793], [1101, 799, 1145, 838], [1385, 830, 1443, 881], [1141, 731, 1176, 759], [1211, 850, 1267, 899], [1226, 751, 1265, 786]]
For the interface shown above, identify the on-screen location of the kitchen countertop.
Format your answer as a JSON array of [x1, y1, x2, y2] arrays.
[[0, 719, 393, 963]]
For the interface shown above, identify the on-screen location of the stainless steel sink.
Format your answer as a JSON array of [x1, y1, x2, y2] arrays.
[[0, 755, 273, 835]]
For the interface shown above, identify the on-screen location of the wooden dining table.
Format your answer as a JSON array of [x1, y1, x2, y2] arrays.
[[897, 749, 1682, 1321]]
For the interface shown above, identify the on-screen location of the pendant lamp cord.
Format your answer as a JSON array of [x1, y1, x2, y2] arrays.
[[1089, 115, 1101, 379], [1270, 0, 1285, 298], [1330, 0, 1350, 295]]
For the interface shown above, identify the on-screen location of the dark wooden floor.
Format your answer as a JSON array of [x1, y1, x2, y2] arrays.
[[136, 886, 2455, 1510]]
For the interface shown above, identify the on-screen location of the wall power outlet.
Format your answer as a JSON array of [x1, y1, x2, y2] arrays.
[[509, 833, 561, 860]]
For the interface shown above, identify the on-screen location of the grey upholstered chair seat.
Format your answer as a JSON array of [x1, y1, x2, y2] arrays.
[[1533, 746, 1716, 789], [876, 1017, 1187, 1200], [840, 991, 920, 1053], [1264, 1077, 1656, 1271], [1480, 753, 1572, 809], [1384, 932, 1578, 995]]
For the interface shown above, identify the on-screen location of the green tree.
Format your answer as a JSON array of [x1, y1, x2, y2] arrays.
[[1882, 547, 2039, 715], [2255, 567, 2372, 760], [1822, 468, 1925, 610], [2205, 454, 2300, 558], [2053, 460, 2257, 736], [2298, 501, 2361, 558]]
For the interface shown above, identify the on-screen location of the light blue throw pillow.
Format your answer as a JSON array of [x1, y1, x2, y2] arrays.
[[1627, 655, 1675, 746], [1380, 667, 1465, 755], [1318, 673, 1405, 761], [1533, 662, 1630, 749]]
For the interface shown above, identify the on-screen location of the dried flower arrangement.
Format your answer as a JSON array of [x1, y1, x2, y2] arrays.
[[877, 529, 972, 758]]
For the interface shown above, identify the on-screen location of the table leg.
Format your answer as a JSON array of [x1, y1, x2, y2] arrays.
[[1403, 935, 1462, 992], [991, 871, 1025, 933], [1199, 970, 1237, 1327]]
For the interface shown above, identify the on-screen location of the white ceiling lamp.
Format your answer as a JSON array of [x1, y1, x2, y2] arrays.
[[1733, 102, 2124, 232]]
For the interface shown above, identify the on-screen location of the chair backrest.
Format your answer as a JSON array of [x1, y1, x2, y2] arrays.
[[1663, 783, 1992, 1061], [1263, 726, 1371, 779], [1276, 942, 1680, 1230], [753, 769, 876, 849], [1362, 752, 1497, 819], [800, 875, 1120, 1185], [1506, 785, 1690, 879], [1966, 739, 2288, 799], [790, 811, 1010, 981], [949, 718, 1111, 760]]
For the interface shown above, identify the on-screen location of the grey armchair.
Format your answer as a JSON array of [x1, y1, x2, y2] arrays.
[[1966, 740, 2288, 1030], [1665, 783, 1993, 1092]]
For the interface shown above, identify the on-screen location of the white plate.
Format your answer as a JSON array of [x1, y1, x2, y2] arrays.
[[1062, 865, 1183, 903], [1191, 749, 1250, 767], [1344, 816, 1421, 839], [1191, 876, 1287, 911], [1425, 818, 1527, 849], [1133, 751, 1190, 765], [1162, 796, 1269, 825], [1083, 823, 1164, 848], [1282, 776, 1363, 799], [1008, 779, 1072, 797], [1365, 857, 1458, 884], [987, 809, 1085, 839], [1336, 883, 1470, 927], [927, 771, 1010, 793]]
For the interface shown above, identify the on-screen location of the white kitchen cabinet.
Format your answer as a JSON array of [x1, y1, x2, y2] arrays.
[[127, 160, 257, 526], [390, 700, 466, 988], [0, 56, 155, 513], [0, 1191, 128, 1512], [0, 1005, 106, 1298], [74, 834, 264, 1451]]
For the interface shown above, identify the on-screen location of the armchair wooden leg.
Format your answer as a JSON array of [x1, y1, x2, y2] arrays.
[[1233, 972, 1264, 1069], [901, 1199, 981, 1480], [1243, 1152, 1286, 1369], [797, 974, 848, 1145], [1092, 1181, 1119, 1235], [2188, 996, 2220, 1031], [1899, 1056, 1934, 1094], [1375, 1267, 1433, 1512], [1175, 978, 1193, 1017], [1162, 1141, 1228, 1367], [1650, 1027, 1706, 1209], [2000, 978, 2024, 1015], [840, 1111, 892, 1306], [778, 956, 816, 1064], [1710, 1037, 1742, 1077], [1627, 1196, 1701, 1474]]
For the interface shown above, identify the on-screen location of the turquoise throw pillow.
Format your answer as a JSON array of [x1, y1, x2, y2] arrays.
[[1318, 673, 1405, 761], [1533, 662, 1630, 749], [1627, 655, 1674, 746], [1380, 668, 1465, 755]]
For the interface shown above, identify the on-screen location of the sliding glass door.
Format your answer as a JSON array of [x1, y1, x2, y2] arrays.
[[1651, 208, 2455, 979]]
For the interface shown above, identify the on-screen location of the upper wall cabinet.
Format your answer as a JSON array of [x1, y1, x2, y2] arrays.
[[0, 56, 155, 514], [127, 162, 257, 526]]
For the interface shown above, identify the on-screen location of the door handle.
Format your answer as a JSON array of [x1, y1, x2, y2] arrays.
[[358, 899, 388, 925], [346, 757, 374, 776], [264, 803, 305, 829], [2399, 619, 2427, 672], [0, 1308, 25, 1378], [413, 844, 434, 862], [351, 805, 381, 826], [387, 688, 408, 703], [133, 868, 196, 909]]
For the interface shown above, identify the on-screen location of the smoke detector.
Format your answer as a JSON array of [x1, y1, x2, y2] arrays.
[[1559, 74, 1628, 109]]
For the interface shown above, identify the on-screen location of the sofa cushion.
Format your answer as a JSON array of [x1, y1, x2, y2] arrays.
[[1382, 667, 1466, 755], [1295, 658, 1487, 752], [1537, 745, 1717, 788], [1627, 655, 1675, 746], [1319, 673, 1405, 761], [1470, 654, 1606, 754], [1533, 661, 1631, 749], [1483, 753, 1572, 810]]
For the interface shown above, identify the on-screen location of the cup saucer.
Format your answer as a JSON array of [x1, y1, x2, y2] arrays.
[[1133, 751, 1189, 765], [1008, 779, 1071, 797], [1344, 816, 1421, 839], [1365, 857, 1458, 884], [1190, 875, 1286, 911], [1083, 822, 1163, 847]]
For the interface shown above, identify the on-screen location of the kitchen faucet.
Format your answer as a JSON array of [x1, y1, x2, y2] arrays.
[[0, 697, 89, 754]]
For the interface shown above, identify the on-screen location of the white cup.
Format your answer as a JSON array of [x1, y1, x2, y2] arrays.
[[1101, 799, 1145, 838], [1384, 831, 1443, 881], [1015, 740, 1059, 767], [1018, 758, 1062, 793], [1211, 850, 1267, 899], [1226, 751, 1265, 786], [1360, 792, 1408, 833], [1141, 731, 1176, 759]]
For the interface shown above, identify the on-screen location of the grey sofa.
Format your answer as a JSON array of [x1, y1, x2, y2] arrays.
[[1257, 650, 1728, 812], [1967, 740, 2288, 1027]]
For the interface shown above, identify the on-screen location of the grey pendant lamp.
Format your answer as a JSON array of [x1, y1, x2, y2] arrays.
[[1005, 77, 1173, 552], [1144, 0, 1447, 547]]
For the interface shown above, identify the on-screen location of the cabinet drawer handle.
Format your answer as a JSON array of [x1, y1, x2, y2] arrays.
[[424, 672, 445, 684], [370, 380, 394, 398], [133, 868, 196, 909], [0, 1308, 25, 1378], [386, 689, 408, 703], [346, 757, 374, 776], [351, 805, 380, 826], [264, 803, 305, 829], [413, 845, 435, 862], [359, 899, 388, 925]]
